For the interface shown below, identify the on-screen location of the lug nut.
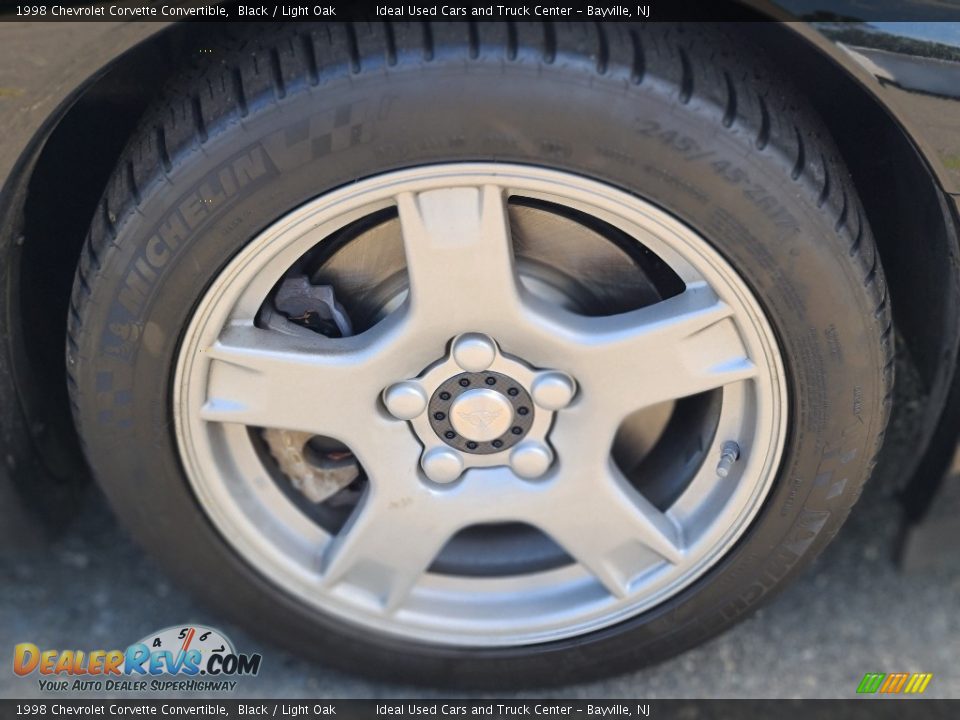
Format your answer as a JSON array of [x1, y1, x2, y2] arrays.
[[510, 441, 554, 479], [531, 371, 576, 411], [716, 441, 741, 478], [421, 447, 464, 484], [383, 381, 428, 420], [452, 333, 497, 373]]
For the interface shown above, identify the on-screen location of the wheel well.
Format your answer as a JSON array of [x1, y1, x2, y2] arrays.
[[6, 22, 218, 507], [746, 23, 960, 500], [8, 20, 958, 509]]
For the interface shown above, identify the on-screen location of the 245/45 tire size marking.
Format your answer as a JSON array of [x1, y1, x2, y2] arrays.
[[633, 119, 799, 233]]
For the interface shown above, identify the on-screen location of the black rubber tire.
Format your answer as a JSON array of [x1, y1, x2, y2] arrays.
[[67, 22, 892, 687]]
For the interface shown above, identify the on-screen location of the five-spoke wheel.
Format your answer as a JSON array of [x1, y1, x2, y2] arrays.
[[174, 165, 786, 645]]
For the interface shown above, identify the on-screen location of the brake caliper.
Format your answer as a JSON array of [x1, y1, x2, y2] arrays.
[[273, 275, 352, 337], [262, 277, 361, 503]]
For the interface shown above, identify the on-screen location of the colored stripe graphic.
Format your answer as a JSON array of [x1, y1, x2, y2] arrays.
[[880, 673, 909, 693], [904, 673, 934, 694], [857, 673, 885, 694], [857, 672, 932, 694]]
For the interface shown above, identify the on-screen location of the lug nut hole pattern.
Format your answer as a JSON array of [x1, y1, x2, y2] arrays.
[[383, 332, 575, 484], [429, 371, 534, 454]]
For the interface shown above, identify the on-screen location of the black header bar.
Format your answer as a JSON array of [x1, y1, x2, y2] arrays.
[[2, 0, 960, 22], [0, 700, 959, 719]]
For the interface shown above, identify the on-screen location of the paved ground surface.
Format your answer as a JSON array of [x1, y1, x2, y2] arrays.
[[2, 474, 958, 700]]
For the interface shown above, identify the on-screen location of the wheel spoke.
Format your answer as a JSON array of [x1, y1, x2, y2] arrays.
[[536, 457, 684, 598], [321, 483, 455, 612], [396, 185, 522, 329], [555, 283, 757, 418], [198, 323, 385, 442]]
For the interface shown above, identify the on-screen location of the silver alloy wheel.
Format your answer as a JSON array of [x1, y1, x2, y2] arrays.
[[174, 164, 788, 647]]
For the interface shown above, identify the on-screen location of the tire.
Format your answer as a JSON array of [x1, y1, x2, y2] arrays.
[[67, 22, 892, 687]]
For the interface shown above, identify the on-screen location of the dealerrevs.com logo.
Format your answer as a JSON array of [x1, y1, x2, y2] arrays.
[[13, 625, 262, 693]]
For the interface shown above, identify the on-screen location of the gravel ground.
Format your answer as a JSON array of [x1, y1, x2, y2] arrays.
[[2, 475, 958, 700]]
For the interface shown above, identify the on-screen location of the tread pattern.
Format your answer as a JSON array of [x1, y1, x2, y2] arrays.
[[68, 19, 894, 449]]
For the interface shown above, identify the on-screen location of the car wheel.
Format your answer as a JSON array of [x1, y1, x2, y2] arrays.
[[67, 22, 892, 686]]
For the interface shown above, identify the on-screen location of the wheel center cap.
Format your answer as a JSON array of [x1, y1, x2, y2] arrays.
[[449, 389, 514, 441], [382, 332, 577, 483]]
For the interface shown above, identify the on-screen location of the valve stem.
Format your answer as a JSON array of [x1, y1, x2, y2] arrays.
[[716, 441, 741, 478]]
